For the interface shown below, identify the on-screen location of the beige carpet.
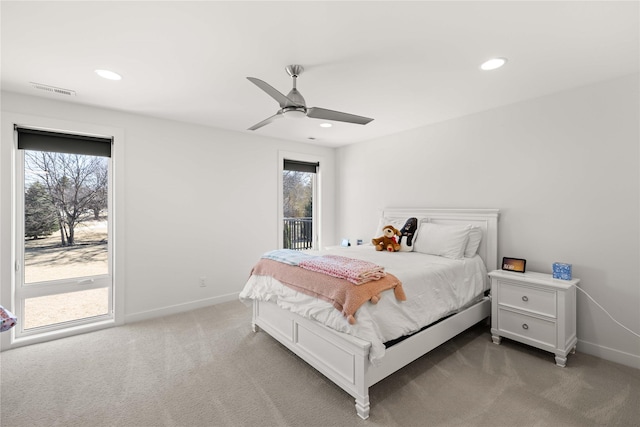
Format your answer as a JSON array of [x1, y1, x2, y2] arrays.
[[1, 300, 639, 427]]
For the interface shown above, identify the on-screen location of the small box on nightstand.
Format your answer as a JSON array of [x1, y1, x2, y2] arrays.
[[553, 262, 572, 280]]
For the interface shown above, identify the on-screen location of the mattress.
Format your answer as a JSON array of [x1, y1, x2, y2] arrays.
[[239, 245, 488, 362]]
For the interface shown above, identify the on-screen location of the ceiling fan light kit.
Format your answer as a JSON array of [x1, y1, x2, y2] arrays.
[[282, 107, 306, 119], [247, 64, 374, 131]]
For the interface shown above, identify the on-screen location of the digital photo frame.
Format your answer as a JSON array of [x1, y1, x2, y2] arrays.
[[502, 257, 526, 273]]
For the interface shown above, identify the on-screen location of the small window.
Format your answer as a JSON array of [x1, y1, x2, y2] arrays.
[[282, 158, 318, 250]]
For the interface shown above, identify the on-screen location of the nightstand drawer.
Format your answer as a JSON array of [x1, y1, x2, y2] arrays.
[[498, 308, 556, 347], [498, 281, 556, 317]]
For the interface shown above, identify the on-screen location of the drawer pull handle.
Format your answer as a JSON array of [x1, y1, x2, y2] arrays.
[[522, 296, 529, 302], [522, 323, 529, 330]]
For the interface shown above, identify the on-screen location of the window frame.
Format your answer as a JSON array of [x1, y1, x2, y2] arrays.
[[278, 151, 322, 251], [0, 113, 125, 350]]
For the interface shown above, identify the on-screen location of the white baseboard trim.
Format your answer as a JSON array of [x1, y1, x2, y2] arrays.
[[3, 318, 117, 351], [577, 339, 640, 370], [125, 292, 240, 324]]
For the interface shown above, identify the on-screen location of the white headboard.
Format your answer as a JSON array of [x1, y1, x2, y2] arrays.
[[381, 208, 500, 271]]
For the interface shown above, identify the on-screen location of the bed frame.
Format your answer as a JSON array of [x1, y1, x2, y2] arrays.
[[251, 208, 499, 419]]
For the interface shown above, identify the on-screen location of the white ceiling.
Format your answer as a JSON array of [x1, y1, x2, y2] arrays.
[[2, 1, 638, 147]]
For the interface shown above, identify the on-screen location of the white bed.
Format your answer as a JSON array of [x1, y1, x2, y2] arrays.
[[240, 208, 499, 419]]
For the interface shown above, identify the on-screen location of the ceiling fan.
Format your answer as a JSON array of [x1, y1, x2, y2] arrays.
[[246, 65, 374, 131]]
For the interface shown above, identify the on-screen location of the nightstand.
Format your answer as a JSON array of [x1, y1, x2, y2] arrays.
[[488, 270, 579, 367]]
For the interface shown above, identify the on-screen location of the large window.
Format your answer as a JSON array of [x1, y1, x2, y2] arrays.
[[280, 154, 319, 250], [14, 127, 114, 338]]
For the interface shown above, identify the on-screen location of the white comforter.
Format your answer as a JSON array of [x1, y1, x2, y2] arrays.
[[239, 245, 488, 363]]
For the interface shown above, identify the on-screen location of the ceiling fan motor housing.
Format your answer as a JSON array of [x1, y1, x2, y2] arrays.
[[285, 88, 306, 108]]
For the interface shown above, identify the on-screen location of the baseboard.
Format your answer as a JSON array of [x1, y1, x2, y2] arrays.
[[577, 339, 640, 370], [2, 318, 117, 351], [125, 292, 240, 324]]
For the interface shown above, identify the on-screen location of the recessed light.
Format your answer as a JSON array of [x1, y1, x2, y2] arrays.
[[480, 58, 507, 71], [95, 69, 122, 80], [319, 123, 332, 128]]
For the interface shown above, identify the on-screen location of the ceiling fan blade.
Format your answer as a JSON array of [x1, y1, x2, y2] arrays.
[[247, 77, 296, 108], [248, 111, 283, 131], [306, 107, 373, 125]]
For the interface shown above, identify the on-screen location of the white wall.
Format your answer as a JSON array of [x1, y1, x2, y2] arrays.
[[2, 74, 638, 369], [0, 92, 336, 323], [336, 74, 640, 368]]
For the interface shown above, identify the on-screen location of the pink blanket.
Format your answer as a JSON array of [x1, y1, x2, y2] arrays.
[[299, 254, 385, 285], [251, 259, 406, 324]]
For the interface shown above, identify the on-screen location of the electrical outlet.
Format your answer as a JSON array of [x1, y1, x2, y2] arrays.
[[199, 277, 206, 287]]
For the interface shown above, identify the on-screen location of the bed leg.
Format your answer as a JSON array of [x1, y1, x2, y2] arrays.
[[252, 301, 260, 333], [355, 396, 370, 420]]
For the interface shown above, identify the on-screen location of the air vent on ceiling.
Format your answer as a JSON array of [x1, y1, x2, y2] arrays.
[[29, 82, 76, 96]]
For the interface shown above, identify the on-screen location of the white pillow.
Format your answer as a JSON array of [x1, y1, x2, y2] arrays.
[[373, 217, 419, 252], [464, 226, 483, 258], [413, 223, 471, 259]]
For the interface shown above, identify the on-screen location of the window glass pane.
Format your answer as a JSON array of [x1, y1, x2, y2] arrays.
[[24, 288, 109, 329], [283, 169, 313, 250], [24, 150, 108, 283]]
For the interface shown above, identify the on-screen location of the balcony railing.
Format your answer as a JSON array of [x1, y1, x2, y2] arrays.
[[284, 217, 313, 250]]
